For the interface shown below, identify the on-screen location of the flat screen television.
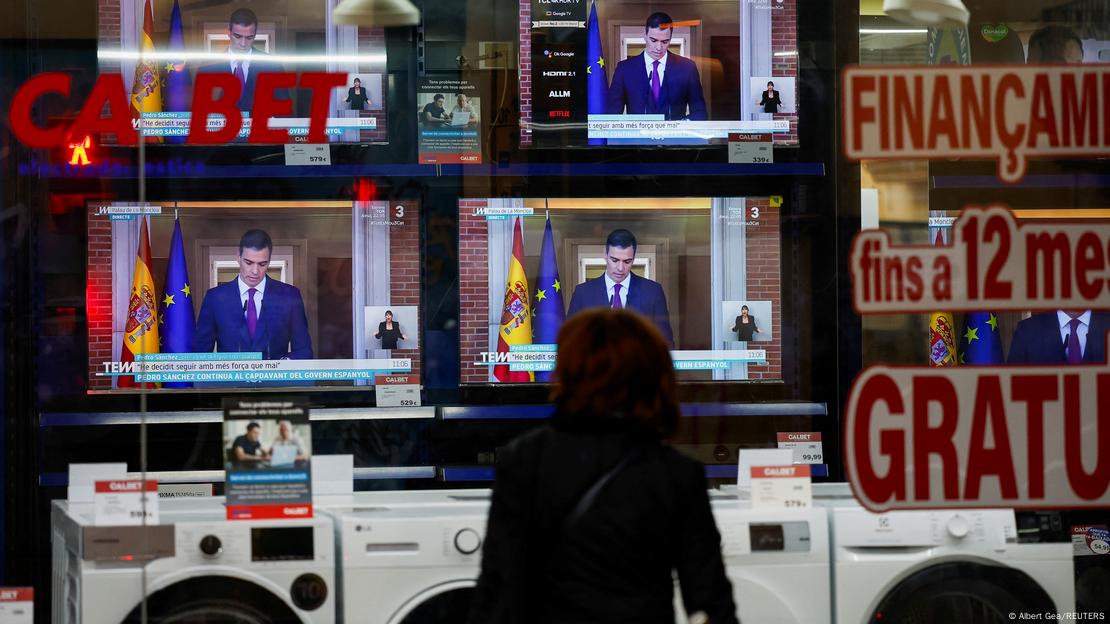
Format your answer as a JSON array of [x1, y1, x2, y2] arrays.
[[86, 200, 419, 392], [458, 197, 784, 383]]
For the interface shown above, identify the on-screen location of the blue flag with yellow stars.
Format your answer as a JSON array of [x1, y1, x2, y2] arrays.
[[533, 215, 565, 381], [960, 311, 1003, 365], [159, 218, 196, 387], [586, 0, 607, 146]]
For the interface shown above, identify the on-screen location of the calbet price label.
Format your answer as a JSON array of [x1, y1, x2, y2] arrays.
[[0, 588, 33, 624], [728, 133, 773, 164], [751, 465, 812, 510], [94, 480, 159, 526], [776, 432, 824, 464], [375, 374, 421, 407]]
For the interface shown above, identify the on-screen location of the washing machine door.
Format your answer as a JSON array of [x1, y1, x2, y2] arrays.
[[389, 580, 475, 624], [121, 576, 309, 624], [868, 562, 1056, 624]]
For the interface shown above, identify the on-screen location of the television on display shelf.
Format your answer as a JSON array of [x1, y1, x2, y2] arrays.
[[86, 200, 420, 392], [458, 197, 784, 384], [97, 0, 388, 144], [521, 0, 799, 147]]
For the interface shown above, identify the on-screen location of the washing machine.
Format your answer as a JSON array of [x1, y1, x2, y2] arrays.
[[710, 496, 832, 624], [329, 492, 830, 624], [814, 484, 1075, 624], [51, 497, 336, 623]]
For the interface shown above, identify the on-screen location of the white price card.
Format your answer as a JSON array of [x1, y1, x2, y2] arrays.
[[0, 588, 33, 624], [284, 144, 331, 166], [375, 374, 421, 407], [776, 432, 824, 464], [751, 465, 812, 510], [94, 480, 159, 526], [728, 133, 773, 164]]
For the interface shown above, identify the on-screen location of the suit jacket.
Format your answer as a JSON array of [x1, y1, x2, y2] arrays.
[[467, 424, 738, 624], [606, 52, 708, 121], [759, 90, 782, 113], [346, 87, 369, 110], [193, 278, 313, 360], [196, 51, 283, 110], [1007, 311, 1110, 364], [567, 273, 674, 345]]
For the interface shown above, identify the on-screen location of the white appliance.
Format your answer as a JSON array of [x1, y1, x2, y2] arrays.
[[329, 491, 830, 624], [51, 497, 336, 623], [710, 497, 832, 624], [815, 484, 1075, 624]]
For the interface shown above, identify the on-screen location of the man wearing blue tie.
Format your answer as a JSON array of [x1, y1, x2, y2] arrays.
[[567, 229, 674, 346], [193, 229, 313, 360]]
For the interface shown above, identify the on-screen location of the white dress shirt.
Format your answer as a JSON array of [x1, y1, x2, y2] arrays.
[[603, 274, 629, 308], [643, 52, 668, 87], [1057, 310, 1091, 359], [229, 49, 253, 82], [238, 276, 267, 320]]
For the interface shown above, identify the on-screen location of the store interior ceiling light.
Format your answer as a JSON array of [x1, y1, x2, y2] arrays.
[[333, 0, 420, 27], [881, 0, 969, 26]]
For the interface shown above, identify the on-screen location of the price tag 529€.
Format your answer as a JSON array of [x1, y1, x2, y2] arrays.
[[751, 465, 813, 509], [94, 480, 159, 526]]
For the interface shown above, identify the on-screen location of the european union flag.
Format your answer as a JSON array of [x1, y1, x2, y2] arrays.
[[960, 311, 1003, 365], [164, 0, 191, 144], [159, 218, 196, 387], [533, 215, 565, 381], [586, 0, 607, 146]]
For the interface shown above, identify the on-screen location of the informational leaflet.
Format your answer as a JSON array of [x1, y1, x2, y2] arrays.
[[417, 76, 483, 164], [223, 398, 313, 520], [751, 465, 812, 509], [94, 480, 159, 526], [0, 588, 32, 624]]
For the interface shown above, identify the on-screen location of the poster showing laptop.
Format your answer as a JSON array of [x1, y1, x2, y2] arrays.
[[223, 398, 313, 520], [417, 77, 483, 163]]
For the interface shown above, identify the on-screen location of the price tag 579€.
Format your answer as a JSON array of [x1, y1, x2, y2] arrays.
[[751, 465, 812, 509]]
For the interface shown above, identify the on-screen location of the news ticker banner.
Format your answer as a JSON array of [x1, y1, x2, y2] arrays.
[[478, 344, 767, 372], [137, 112, 376, 138], [588, 116, 789, 140], [843, 64, 1110, 183], [224, 398, 312, 521], [845, 207, 1110, 512], [97, 354, 411, 384]]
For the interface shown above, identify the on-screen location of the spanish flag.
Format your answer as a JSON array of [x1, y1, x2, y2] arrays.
[[130, 0, 163, 142], [118, 217, 160, 388], [494, 217, 534, 382], [928, 223, 957, 367]]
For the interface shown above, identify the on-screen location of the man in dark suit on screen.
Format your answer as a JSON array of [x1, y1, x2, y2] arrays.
[[567, 229, 674, 346], [193, 229, 313, 360], [196, 8, 283, 111], [1007, 309, 1110, 364], [606, 12, 707, 121]]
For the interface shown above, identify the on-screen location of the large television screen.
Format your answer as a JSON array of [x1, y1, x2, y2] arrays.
[[458, 197, 783, 383], [87, 200, 419, 391], [520, 0, 799, 146], [97, 1, 388, 143]]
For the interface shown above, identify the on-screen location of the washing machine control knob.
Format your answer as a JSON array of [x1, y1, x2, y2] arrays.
[[946, 515, 970, 539], [454, 528, 482, 555], [199, 535, 223, 557]]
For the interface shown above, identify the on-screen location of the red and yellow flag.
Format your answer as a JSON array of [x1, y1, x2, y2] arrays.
[[130, 0, 163, 142], [928, 225, 957, 367], [118, 217, 160, 388], [494, 217, 534, 382]]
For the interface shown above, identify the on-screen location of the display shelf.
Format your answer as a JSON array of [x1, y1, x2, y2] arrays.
[[440, 402, 827, 420], [438, 464, 828, 482], [705, 464, 829, 479], [39, 406, 436, 427], [38, 465, 437, 487]]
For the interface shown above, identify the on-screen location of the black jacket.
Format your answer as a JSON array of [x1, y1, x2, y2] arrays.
[[468, 423, 738, 624]]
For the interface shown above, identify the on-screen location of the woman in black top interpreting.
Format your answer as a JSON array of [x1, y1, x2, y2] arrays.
[[345, 77, 370, 110], [730, 304, 760, 341], [758, 80, 781, 113], [374, 310, 406, 349], [469, 309, 738, 624]]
